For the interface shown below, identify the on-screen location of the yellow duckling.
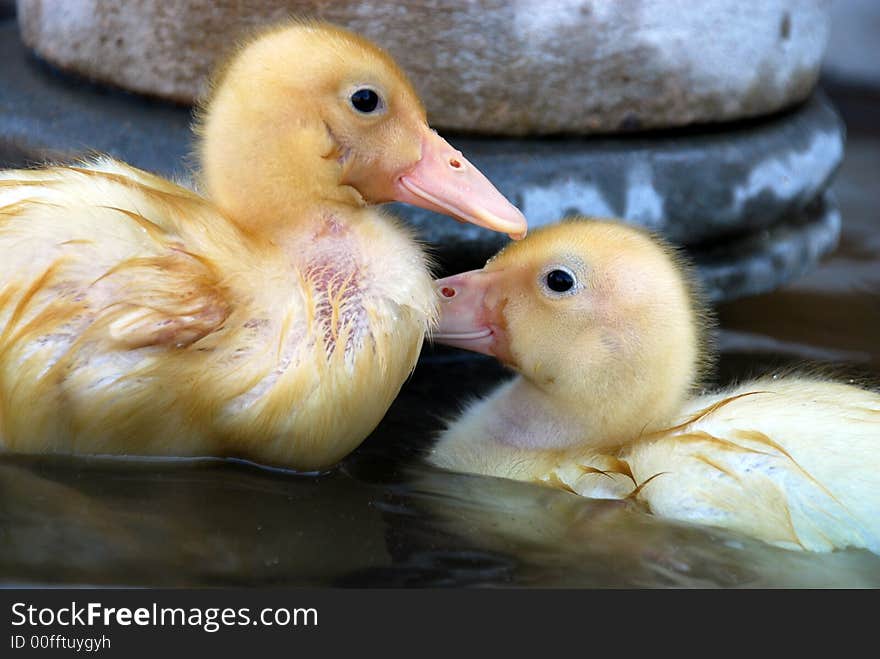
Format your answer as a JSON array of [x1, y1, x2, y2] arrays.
[[428, 219, 880, 553], [0, 22, 526, 470]]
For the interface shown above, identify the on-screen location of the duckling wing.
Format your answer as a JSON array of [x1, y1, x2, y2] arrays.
[[88, 251, 231, 349], [628, 380, 880, 553], [0, 159, 233, 352]]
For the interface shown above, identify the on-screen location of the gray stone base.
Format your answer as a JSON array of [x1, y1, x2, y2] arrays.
[[694, 193, 840, 302], [397, 93, 845, 248]]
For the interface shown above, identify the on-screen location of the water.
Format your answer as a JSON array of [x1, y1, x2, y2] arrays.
[[1, 116, 878, 589]]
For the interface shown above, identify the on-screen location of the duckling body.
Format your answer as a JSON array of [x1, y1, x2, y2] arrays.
[[0, 159, 432, 467], [429, 220, 880, 553], [0, 23, 525, 470]]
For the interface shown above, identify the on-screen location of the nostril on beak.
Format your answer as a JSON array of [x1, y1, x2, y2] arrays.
[[448, 158, 462, 170], [440, 286, 456, 299]]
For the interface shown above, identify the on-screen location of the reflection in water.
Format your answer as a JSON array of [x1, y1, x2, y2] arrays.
[[0, 456, 393, 586], [1, 131, 879, 588], [384, 466, 880, 588], [3, 450, 880, 588]]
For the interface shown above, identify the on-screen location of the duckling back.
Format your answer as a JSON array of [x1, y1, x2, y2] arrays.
[[0, 159, 245, 455], [628, 378, 880, 553]]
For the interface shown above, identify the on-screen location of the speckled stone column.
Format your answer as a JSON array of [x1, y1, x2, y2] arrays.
[[17, 0, 830, 135]]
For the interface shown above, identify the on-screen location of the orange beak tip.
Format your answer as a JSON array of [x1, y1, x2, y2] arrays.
[[393, 129, 528, 237]]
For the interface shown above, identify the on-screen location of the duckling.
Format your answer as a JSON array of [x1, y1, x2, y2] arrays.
[[0, 22, 526, 470], [428, 219, 880, 553]]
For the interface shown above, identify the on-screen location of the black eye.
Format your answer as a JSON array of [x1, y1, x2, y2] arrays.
[[546, 269, 575, 293], [350, 88, 381, 113]]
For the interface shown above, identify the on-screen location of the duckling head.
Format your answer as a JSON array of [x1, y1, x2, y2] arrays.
[[433, 219, 712, 449], [197, 21, 526, 238]]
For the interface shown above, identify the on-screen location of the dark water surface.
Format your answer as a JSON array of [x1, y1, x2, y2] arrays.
[[1, 117, 879, 589]]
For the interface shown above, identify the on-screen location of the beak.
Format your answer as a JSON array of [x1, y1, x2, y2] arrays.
[[394, 129, 527, 240], [432, 269, 513, 362]]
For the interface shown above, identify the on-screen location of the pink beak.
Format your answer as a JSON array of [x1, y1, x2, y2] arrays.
[[433, 269, 513, 363], [393, 130, 527, 240]]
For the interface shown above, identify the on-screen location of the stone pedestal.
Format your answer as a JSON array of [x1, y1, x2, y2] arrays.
[[17, 0, 830, 135]]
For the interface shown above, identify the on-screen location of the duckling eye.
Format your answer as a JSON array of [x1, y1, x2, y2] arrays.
[[545, 269, 575, 293], [350, 88, 382, 114]]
